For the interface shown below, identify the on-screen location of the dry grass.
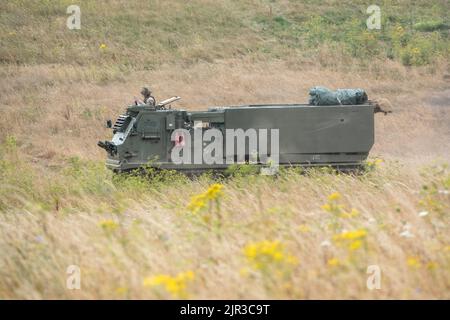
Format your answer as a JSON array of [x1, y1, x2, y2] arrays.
[[1, 58, 449, 162], [0, 162, 449, 299], [0, 0, 449, 299]]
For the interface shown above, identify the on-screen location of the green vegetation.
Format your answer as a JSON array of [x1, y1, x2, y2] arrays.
[[0, 137, 191, 213], [1, 0, 448, 68], [414, 20, 448, 32]]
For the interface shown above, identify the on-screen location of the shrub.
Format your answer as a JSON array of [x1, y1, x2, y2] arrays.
[[414, 20, 448, 32]]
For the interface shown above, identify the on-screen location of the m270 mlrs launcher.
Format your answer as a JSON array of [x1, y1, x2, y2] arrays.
[[98, 87, 389, 174]]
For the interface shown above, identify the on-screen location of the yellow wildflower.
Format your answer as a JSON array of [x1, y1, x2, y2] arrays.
[[327, 257, 340, 267], [333, 229, 367, 241], [426, 261, 438, 270], [321, 192, 359, 220], [204, 183, 223, 200], [187, 184, 224, 214], [395, 26, 405, 36], [115, 287, 128, 295], [406, 257, 421, 269], [143, 270, 195, 299], [99, 43, 107, 49], [349, 240, 362, 251], [243, 240, 298, 271], [99, 219, 119, 232], [333, 229, 367, 251], [328, 192, 341, 201], [297, 224, 311, 233], [366, 158, 383, 168], [340, 208, 360, 219], [187, 194, 207, 213]]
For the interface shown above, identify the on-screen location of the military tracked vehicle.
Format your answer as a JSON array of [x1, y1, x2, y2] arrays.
[[98, 89, 388, 174]]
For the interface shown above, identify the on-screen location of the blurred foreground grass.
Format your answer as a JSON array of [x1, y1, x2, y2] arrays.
[[0, 139, 449, 299]]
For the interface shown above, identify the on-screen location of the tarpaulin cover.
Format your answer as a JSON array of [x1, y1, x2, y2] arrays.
[[309, 86, 368, 106]]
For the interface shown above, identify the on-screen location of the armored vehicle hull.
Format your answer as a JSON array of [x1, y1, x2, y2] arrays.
[[99, 102, 378, 173]]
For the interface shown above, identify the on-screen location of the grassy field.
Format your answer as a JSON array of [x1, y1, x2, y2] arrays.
[[0, 0, 449, 299]]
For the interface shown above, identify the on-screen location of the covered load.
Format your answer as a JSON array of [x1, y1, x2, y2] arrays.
[[309, 86, 368, 106]]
